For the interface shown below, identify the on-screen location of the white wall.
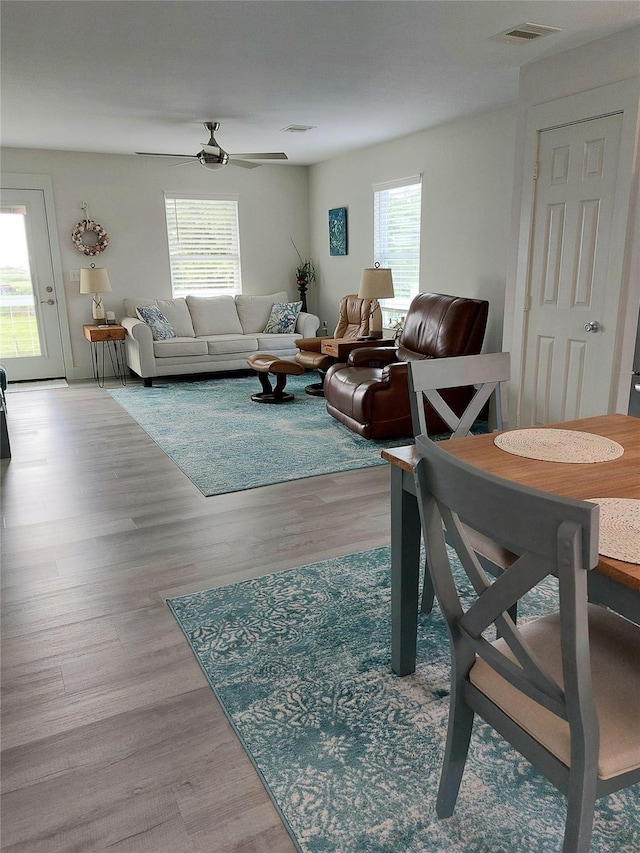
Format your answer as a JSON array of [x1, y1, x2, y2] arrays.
[[308, 106, 517, 354], [1, 148, 310, 378]]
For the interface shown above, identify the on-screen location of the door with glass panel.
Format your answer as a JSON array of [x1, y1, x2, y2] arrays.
[[0, 189, 65, 380]]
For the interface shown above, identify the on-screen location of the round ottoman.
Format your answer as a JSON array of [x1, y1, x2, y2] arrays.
[[247, 353, 304, 403]]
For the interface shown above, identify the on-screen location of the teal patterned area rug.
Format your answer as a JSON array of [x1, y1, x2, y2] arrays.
[[167, 547, 640, 853], [109, 374, 405, 496]]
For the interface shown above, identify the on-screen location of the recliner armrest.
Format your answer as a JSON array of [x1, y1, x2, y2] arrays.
[[381, 357, 434, 380], [348, 346, 399, 367]]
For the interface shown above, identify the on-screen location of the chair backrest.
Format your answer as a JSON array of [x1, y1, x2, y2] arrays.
[[334, 294, 381, 339], [398, 293, 488, 361], [413, 436, 600, 762], [408, 352, 510, 438]]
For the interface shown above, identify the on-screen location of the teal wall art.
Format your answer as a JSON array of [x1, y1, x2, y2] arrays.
[[328, 207, 348, 255]]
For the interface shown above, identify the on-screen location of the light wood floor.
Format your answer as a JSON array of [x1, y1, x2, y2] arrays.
[[0, 380, 392, 852]]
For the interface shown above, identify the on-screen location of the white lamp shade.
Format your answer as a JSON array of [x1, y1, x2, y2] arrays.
[[358, 267, 394, 300], [80, 266, 112, 295]]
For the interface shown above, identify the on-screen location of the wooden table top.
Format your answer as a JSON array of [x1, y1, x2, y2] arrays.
[[83, 323, 126, 342], [382, 413, 640, 592]]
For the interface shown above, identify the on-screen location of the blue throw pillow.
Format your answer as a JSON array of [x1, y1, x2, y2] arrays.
[[263, 301, 302, 334], [136, 305, 176, 341]]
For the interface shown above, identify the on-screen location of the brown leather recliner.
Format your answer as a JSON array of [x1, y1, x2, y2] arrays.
[[295, 294, 383, 396], [323, 292, 489, 439]]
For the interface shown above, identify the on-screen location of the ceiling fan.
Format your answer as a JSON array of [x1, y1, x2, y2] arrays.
[[136, 121, 288, 171]]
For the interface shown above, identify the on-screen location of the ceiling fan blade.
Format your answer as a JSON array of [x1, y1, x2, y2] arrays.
[[230, 152, 288, 160], [170, 160, 198, 167], [228, 159, 261, 169], [136, 152, 197, 158]]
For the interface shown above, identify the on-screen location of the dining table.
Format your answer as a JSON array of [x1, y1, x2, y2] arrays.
[[381, 413, 640, 676]]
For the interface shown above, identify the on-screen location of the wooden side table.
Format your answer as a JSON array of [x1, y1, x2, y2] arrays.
[[83, 324, 127, 387], [320, 337, 394, 359]]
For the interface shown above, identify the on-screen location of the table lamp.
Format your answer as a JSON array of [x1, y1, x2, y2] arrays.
[[80, 263, 112, 321], [357, 263, 394, 339]]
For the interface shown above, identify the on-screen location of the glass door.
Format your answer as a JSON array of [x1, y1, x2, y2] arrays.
[[0, 189, 65, 380]]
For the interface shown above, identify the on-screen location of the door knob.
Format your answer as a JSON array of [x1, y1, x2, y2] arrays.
[[584, 320, 600, 333], [40, 299, 55, 305]]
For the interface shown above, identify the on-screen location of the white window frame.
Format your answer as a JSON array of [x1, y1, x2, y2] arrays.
[[373, 176, 422, 326], [164, 192, 242, 298]]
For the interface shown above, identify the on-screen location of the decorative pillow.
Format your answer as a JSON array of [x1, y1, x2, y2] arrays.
[[263, 301, 302, 334], [136, 305, 176, 340]]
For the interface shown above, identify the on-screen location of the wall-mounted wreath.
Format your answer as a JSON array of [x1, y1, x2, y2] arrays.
[[71, 219, 110, 256]]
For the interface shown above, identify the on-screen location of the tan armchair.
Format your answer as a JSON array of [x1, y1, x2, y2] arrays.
[[294, 294, 383, 396]]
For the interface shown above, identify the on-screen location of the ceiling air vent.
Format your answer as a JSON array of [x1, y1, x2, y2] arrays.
[[280, 124, 315, 133], [493, 22, 562, 44]]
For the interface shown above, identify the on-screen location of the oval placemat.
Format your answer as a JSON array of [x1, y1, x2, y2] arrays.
[[494, 428, 624, 463], [587, 498, 640, 564]]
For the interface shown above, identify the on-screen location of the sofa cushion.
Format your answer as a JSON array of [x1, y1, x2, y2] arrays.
[[187, 295, 243, 336], [123, 297, 158, 318], [256, 333, 301, 350], [153, 337, 208, 358], [199, 335, 259, 356], [235, 291, 289, 334], [136, 305, 176, 340], [156, 298, 195, 337], [263, 301, 302, 334]]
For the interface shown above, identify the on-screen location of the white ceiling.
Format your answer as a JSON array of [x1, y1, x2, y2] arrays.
[[2, 1, 639, 166]]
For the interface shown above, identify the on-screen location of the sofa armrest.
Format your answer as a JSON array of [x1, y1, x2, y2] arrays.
[[296, 312, 320, 338], [348, 346, 399, 367], [119, 316, 157, 378]]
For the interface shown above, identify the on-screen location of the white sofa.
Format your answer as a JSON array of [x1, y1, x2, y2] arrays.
[[120, 291, 319, 386]]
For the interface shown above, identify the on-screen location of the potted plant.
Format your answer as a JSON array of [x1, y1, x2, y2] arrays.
[[291, 239, 316, 311]]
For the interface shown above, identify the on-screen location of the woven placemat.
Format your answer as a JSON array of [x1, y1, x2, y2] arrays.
[[494, 429, 624, 463], [587, 498, 640, 564]]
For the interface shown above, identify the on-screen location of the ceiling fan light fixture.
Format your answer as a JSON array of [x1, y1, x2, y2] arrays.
[[135, 121, 287, 171], [197, 150, 229, 170]]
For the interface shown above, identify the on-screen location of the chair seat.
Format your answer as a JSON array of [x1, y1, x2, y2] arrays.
[[469, 603, 640, 780], [295, 350, 333, 371]]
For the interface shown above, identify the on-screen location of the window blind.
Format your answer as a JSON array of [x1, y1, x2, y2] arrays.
[[373, 177, 421, 317], [164, 194, 242, 297]]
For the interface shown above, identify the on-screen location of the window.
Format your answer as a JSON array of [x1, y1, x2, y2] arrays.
[[164, 194, 242, 297], [373, 176, 422, 325]]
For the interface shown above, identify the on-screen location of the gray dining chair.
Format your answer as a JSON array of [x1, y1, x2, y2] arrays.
[[413, 436, 640, 852], [408, 351, 510, 438], [408, 352, 514, 614]]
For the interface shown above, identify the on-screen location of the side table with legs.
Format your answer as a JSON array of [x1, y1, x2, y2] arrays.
[[83, 324, 127, 387]]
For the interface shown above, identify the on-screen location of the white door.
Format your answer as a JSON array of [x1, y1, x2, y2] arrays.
[[520, 113, 623, 425], [0, 188, 66, 380]]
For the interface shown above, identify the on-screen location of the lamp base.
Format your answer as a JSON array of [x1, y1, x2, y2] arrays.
[[92, 295, 105, 321]]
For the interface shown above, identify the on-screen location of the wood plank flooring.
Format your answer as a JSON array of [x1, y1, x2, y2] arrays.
[[1, 380, 392, 852]]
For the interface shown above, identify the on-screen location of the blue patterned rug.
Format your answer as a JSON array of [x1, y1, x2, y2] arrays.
[[167, 547, 639, 853], [109, 374, 405, 496]]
